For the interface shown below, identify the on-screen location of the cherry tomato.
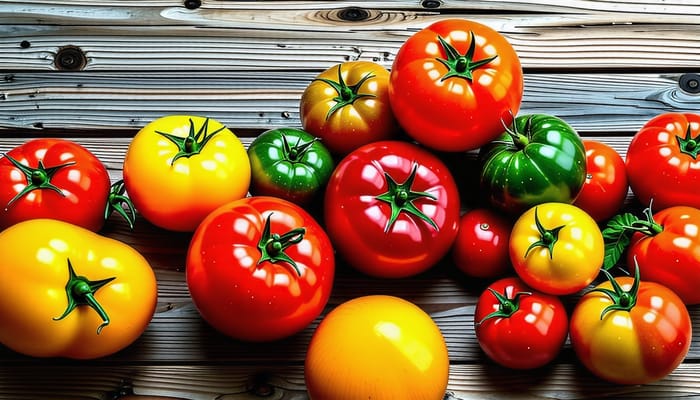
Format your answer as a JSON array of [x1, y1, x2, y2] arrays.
[[452, 208, 513, 278]]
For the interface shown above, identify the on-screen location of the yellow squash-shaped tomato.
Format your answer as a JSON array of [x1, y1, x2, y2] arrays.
[[0, 219, 157, 359], [509, 202, 604, 295], [123, 115, 251, 232]]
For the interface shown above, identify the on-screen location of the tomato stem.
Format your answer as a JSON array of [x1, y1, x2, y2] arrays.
[[478, 288, 531, 325], [435, 32, 497, 82], [588, 261, 640, 319], [677, 123, 700, 159], [281, 134, 319, 163], [374, 163, 438, 233], [524, 207, 565, 259], [2, 153, 75, 210], [155, 117, 227, 165], [257, 213, 306, 276], [313, 64, 376, 120], [104, 179, 136, 229]]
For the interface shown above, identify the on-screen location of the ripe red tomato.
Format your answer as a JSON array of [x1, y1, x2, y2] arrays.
[[626, 112, 700, 211], [324, 140, 461, 278], [475, 277, 568, 370], [185, 196, 335, 342], [389, 18, 523, 152], [573, 140, 629, 222], [452, 208, 513, 278]]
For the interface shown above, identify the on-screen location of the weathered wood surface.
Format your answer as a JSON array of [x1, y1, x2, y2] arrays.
[[1, 1, 700, 399]]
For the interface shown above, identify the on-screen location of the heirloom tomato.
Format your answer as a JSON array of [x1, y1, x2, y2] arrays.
[[510, 202, 604, 295], [247, 127, 334, 205], [324, 140, 460, 278], [388, 18, 523, 152], [305, 295, 449, 400], [570, 267, 691, 385], [452, 208, 513, 278], [480, 114, 587, 215], [0, 219, 157, 359], [602, 205, 700, 304], [0, 138, 134, 232], [300, 61, 400, 155], [626, 112, 700, 210], [475, 277, 568, 370], [573, 140, 629, 222], [186, 196, 334, 342], [123, 115, 250, 232]]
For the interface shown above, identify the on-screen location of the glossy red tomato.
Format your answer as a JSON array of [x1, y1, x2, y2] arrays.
[[324, 141, 461, 278], [186, 196, 335, 342], [626, 112, 700, 210], [475, 277, 568, 369], [389, 18, 523, 152], [452, 208, 513, 278], [573, 140, 629, 222]]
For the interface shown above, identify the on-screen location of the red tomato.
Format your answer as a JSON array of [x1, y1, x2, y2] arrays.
[[475, 277, 568, 369], [452, 208, 513, 278], [626, 112, 700, 211], [573, 140, 629, 222], [324, 141, 461, 278], [0, 138, 113, 232], [389, 18, 523, 152], [185, 196, 335, 342]]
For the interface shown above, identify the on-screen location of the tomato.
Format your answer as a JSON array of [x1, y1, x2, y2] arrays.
[[602, 205, 700, 304], [451, 208, 513, 278], [247, 127, 334, 205], [305, 295, 449, 400], [300, 61, 400, 155], [324, 140, 461, 278], [480, 114, 587, 215], [573, 140, 629, 222], [186, 196, 334, 342], [0, 138, 134, 232], [570, 267, 691, 385], [0, 219, 157, 359], [626, 112, 700, 211], [510, 202, 604, 295], [474, 277, 568, 370], [388, 18, 523, 152], [123, 115, 250, 232]]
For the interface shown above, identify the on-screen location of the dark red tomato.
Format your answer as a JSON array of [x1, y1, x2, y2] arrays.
[[186, 196, 335, 342], [389, 18, 523, 152], [0, 138, 113, 232], [474, 277, 568, 370], [573, 140, 629, 222], [324, 141, 461, 278], [452, 208, 513, 278]]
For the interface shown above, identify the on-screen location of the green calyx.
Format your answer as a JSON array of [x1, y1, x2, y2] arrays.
[[500, 115, 533, 150], [104, 179, 136, 229], [156, 117, 227, 165], [2, 153, 75, 210], [375, 163, 438, 233], [435, 32, 497, 82], [313, 64, 376, 120], [53, 258, 116, 335], [257, 213, 306, 276], [281, 134, 318, 162], [525, 207, 565, 259], [677, 123, 700, 159], [601, 202, 664, 269], [478, 288, 531, 325], [589, 262, 640, 319]]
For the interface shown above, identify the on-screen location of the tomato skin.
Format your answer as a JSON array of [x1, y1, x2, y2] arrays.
[[300, 61, 400, 155], [389, 18, 523, 152], [452, 208, 513, 278], [324, 140, 461, 278], [573, 140, 629, 222], [570, 275, 691, 385], [0, 219, 157, 359], [305, 295, 449, 400], [123, 115, 251, 232], [475, 277, 568, 370], [510, 202, 604, 295], [626, 112, 700, 211], [186, 196, 335, 342], [0, 138, 111, 232]]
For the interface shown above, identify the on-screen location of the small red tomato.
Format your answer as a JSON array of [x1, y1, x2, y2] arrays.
[[452, 208, 513, 278]]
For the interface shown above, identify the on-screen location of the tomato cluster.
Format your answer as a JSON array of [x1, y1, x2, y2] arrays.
[[1, 16, 698, 396]]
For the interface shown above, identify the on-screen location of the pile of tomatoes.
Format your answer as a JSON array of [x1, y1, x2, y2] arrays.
[[1, 17, 699, 398]]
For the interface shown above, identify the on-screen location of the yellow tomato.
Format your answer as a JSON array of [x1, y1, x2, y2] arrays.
[[305, 295, 449, 400], [509, 202, 604, 295], [123, 115, 250, 232], [0, 219, 157, 359]]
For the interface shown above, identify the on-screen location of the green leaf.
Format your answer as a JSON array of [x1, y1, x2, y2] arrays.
[[601, 212, 637, 270]]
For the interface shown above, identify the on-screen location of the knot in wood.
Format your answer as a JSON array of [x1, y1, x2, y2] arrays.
[[338, 7, 370, 22], [184, 0, 201, 10], [679, 73, 700, 94], [55, 46, 86, 71], [422, 0, 442, 8]]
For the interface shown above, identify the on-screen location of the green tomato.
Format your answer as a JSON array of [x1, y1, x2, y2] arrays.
[[479, 114, 586, 214], [248, 127, 334, 205]]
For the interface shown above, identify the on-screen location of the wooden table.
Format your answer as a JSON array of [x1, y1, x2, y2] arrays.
[[1, 1, 700, 399]]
